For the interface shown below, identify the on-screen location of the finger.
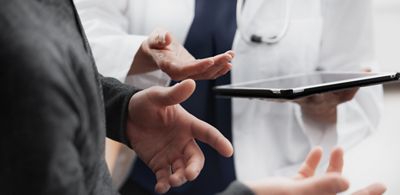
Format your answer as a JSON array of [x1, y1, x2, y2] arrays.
[[212, 51, 234, 63], [295, 94, 325, 106], [171, 58, 215, 80], [333, 88, 359, 102], [148, 29, 172, 49], [213, 63, 232, 78], [154, 167, 172, 194], [169, 159, 188, 187], [189, 62, 228, 80], [208, 52, 233, 79], [327, 146, 344, 173], [299, 173, 349, 195], [179, 51, 232, 80], [180, 51, 232, 77], [352, 183, 387, 195], [190, 116, 233, 157], [183, 140, 205, 181], [189, 54, 232, 80], [296, 147, 323, 179], [226, 50, 235, 58], [151, 79, 196, 106]]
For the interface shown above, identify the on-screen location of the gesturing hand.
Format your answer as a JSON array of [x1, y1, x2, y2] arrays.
[[245, 147, 386, 195], [126, 79, 234, 193], [130, 29, 234, 80]]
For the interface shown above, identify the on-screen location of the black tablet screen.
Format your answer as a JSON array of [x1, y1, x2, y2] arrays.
[[232, 73, 378, 89]]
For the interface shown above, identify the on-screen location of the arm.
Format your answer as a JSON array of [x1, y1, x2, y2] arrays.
[[74, 0, 169, 87], [75, 0, 234, 87], [101, 75, 138, 145]]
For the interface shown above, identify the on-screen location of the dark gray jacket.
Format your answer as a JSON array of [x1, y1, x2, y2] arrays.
[[0, 0, 136, 194]]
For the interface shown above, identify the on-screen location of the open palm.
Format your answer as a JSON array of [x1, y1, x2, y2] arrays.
[[136, 29, 234, 80], [126, 79, 233, 193], [245, 147, 386, 195]]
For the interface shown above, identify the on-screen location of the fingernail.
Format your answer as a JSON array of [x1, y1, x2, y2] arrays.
[[157, 34, 165, 45], [226, 51, 235, 58], [180, 177, 187, 185], [157, 183, 170, 194]]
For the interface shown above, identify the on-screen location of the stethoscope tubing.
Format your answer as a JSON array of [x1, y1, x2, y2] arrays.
[[236, 0, 292, 44]]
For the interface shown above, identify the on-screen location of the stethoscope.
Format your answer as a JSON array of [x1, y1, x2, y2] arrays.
[[236, 0, 292, 44]]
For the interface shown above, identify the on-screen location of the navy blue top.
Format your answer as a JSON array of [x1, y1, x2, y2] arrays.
[[128, 0, 237, 194]]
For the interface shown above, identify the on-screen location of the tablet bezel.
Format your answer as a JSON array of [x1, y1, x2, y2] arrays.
[[214, 72, 400, 100]]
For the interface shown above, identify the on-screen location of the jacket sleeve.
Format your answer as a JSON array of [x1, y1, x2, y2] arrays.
[[300, 0, 383, 151], [101, 75, 139, 146], [0, 48, 88, 195], [74, 0, 170, 88]]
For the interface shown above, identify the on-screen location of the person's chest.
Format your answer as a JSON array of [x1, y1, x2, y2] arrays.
[[233, 0, 324, 80], [126, 0, 194, 44]]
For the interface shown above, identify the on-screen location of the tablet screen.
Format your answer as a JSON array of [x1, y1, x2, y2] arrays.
[[231, 73, 380, 89]]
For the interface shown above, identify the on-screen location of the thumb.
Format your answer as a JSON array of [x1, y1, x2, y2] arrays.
[[148, 29, 172, 49], [352, 183, 387, 195], [299, 174, 349, 195], [152, 79, 196, 106]]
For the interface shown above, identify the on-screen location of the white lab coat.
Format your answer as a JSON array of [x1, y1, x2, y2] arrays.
[[75, 0, 383, 185], [75, 0, 194, 88], [232, 0, 383, 181]]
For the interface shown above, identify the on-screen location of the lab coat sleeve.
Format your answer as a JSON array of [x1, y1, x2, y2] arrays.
[[74, 0, 170, 88], [301, 0, 383, 151]]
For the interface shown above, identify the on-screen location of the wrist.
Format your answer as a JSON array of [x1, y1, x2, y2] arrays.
[[129, 41, 158, 75]]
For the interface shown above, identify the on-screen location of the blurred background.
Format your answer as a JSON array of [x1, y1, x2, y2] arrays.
[[343, 0, 400, 194]]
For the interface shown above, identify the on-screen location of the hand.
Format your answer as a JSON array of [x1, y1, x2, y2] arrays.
[[126, 79, 234, 193], [295, 69, 373, 124], [130, 28, 234, 80], [295, 88, 358, 124], [245, 147, 349, 195], [245, 147, 386, 195]]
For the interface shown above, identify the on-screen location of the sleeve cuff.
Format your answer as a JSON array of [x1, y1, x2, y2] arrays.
[[125, 70, 171, 89], [91, 35, 147, 82], [101, 76, 139, 147]]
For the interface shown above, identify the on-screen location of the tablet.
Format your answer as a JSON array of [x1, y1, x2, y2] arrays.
[[214, 72, 400, 100]]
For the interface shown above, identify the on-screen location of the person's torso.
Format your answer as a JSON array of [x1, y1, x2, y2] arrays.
[[232, 0, 323, 181], [125, 0, 194, 44]]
